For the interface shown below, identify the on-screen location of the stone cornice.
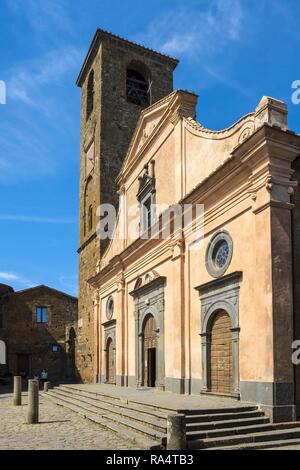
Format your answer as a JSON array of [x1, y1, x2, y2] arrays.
[[129, 276, 166, 298], [101, 318, 116, 328], [195, 271, 243, 297]]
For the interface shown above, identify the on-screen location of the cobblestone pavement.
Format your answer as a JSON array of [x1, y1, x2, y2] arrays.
[[0, 393, 142, 450]]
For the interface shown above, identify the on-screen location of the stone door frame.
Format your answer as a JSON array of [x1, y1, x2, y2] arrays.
[[130, 276, 166, 390], [196, 272, 242, 397], [103, 320, 116, 384], [142, 313, 157, 387]]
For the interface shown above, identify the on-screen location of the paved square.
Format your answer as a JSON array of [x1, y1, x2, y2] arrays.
[[0, 393, 142, 450]]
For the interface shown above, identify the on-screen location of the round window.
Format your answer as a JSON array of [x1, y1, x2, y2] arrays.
[[205, 230, 233, 278], [106, 296, 114, 320], [213, 240, 230, 269]]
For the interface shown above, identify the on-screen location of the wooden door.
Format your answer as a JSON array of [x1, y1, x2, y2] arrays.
[[210, 311, 233, 394], [106, 338, 115, 384], [143, 315, 157, 387]]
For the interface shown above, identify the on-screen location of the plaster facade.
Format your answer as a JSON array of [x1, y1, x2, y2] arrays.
[[77, 30, 300, 422]]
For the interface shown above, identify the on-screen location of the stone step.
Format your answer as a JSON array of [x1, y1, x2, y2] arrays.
[[58, 385, 170, 418], [46, 391, 166, 444], [205, 437, 300, 450], [185, 410, 264, 423], [57, 385, 169, 420], [182, 406, 259, 416], [187, 416, 269, 435], [58, 385, 257, 417], [187, 421, 300, 441], [188, 426, 300, 449], [46, 392, 158, 449], [52, 386, 168, 424], [47, 388, 167, 432]]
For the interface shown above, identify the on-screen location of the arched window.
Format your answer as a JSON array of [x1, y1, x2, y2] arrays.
[[86, 70, 94, 119], [88, 205, 93, 232], [126, 68, 149, 107]]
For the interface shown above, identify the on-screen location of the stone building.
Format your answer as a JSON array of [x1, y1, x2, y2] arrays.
[[77, 29, 300, 422], [0, 284, 77, 383]]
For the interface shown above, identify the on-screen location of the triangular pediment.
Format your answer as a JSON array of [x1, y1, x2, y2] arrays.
[[118, 90, 198, 183]]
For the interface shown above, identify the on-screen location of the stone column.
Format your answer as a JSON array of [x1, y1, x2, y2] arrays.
[[27, 379, 39, 424], [43, 381, 50, 392], [13, 376, 22, 406], [137, 332, 143, 387], [200, 333, 210, 392], [167, 414, 186, 450], [231, 327, 240, 395]]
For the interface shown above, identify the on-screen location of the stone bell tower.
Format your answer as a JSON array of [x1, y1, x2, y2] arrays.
[[76, 29, 178, 382]]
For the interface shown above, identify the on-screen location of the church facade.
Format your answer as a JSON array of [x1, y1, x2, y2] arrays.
[[77, 29, 300, 422]]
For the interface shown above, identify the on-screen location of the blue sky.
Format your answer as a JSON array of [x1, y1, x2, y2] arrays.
[[0, 0, 299, 296]]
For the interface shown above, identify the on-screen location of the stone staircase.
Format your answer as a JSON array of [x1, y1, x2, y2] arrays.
[[186, 409, 300, 450], [44, 384, 300, 450], [44, 384, 168, 449]]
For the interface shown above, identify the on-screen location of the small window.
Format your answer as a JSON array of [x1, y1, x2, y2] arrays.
[[52, 344, 60, 353], [0, 311, 3, 329], [86, 70, 94, 119], [141, 197, 152, 232], [137, 161, 156, 234], [36, 307, 47, 324], [126, 69, 149, 107]]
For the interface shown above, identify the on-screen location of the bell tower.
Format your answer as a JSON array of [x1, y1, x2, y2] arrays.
[[76, 29, 178, 382]]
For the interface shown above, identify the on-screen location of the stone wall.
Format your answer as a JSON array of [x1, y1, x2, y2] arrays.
[[0, 285, 78, 383]]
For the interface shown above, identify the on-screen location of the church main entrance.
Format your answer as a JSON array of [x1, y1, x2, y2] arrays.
[[210, 310, 233, 395], [143, 314, 157, 387]]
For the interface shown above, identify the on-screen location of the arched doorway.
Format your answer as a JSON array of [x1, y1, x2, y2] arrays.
[[106, 337, 115, 384], [143, 314, 157, 387], [209, 310, 233, 395]]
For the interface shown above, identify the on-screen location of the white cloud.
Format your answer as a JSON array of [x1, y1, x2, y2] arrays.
[[0, 271, 33, 287], [0, 44, 83, 182], [134, 0, 244, 60], [0, 214, 76, 224], [6, 0, 73, 42], [7, 46, 83, 108]]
